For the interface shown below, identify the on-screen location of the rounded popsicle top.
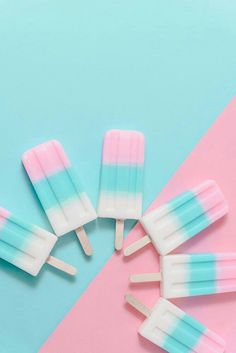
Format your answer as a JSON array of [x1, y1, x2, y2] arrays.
[[102, 129, 145, 165], [22, 140, 71, 182], [192, 179, 229, 221]]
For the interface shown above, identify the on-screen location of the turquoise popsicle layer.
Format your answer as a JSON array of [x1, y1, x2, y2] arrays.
[[0, 216, 33, 264], [33, 167, 84, 210], [168, 191, 210, 240], [188, 254, 217, 296], [100, 164, 143, 193], [163, 313, 205, 353]]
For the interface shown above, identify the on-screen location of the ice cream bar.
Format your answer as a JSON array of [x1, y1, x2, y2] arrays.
[[125, 294, 225, 353], [97, 130, 145, 250], [131, 253, 236, 298], [22, 140, 97, 256], [124, 180, 228, 256], [0, 207, 76, 276]]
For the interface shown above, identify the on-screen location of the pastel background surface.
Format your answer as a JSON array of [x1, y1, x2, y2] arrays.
[[0, 1, 235, 353], [40, 98, 236, 353]]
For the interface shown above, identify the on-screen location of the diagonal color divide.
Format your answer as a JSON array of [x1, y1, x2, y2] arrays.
[[39, 98, 236, 353]]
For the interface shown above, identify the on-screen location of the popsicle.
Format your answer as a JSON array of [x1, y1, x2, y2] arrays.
[[22, 140, 97, 256], [125, 294, 225, 353], [97, 130, 145, 250], [124, 180, 228, 256], [130, 253, 236, 298], [0, 207, 76, 276]]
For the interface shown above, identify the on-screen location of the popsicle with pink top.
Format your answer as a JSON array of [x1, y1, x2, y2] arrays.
[[130, 253, 236, 298], [124, 180, 228, 256], [22, 140, 97, 256], [125, 294, 225, 353], [0, 207, 76, 276], [97, 130, 145, 250]]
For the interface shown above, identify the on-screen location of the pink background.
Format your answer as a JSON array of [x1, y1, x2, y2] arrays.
[[40, 97, 236, 353]]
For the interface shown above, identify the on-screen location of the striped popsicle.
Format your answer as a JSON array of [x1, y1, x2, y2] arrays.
[[97, 130, 145, 250], [22, 140, 97, 256], [126, 294, 225, 353], [124, 180, 228, 256], [131, 253, 236, 298]]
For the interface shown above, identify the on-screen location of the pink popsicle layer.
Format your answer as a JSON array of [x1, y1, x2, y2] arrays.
[[216, 254, 236, 292], [193, 329, 225, 353], [194, 180, 228, 223], [102, 130, 145, 165], [39, 97, 236, 353], [0, 208, 10, 229], [22, 140, 71, 182]]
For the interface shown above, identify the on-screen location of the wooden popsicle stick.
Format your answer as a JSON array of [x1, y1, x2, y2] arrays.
[[123, 235, 151, 256], [47, 256, 77, 276], [125, 293, 151, 318], [130, 272, 162, 283], [75, 226, 93, 256], [115, 219, 124, 251]]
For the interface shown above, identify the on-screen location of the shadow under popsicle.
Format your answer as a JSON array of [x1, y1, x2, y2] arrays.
[[54, 229, 94, 263], [0, 254, 76, 287]]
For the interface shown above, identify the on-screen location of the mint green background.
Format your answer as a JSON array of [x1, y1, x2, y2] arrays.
[[0, 1, 235, 353]]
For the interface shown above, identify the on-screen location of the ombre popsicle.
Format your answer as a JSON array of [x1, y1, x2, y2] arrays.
[[97, 130, 145, 250], [22, 140, 97, 256], [0, 207, 76, 276], [124, 180, 228, 256], [130, 253, 236, 298], [125, 294, 225, 353]]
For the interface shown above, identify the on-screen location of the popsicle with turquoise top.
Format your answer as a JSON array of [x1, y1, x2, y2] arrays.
[[0, 207, 76, 276], [124, 180, 228, 256], [125, 294, 225, 353], [130, 253, 236, 298], [22, 140, 97, 256], [97, 130, 145, 251]]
